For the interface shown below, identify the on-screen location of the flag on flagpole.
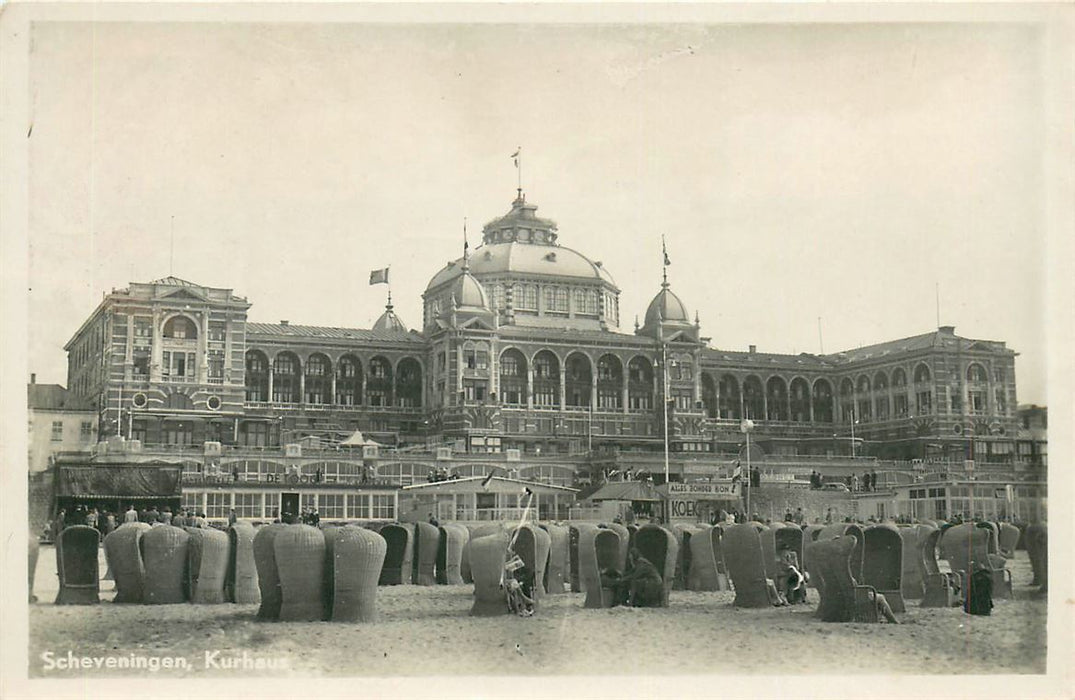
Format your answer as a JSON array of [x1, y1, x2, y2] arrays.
[[369, 268, 389, 285], [481, 469, 496, 490], [511, 148, 520, 167], [662, 237, 671, 266]]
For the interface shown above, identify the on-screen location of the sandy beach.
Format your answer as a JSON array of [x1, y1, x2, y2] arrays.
[[27, 543, 1046, 678]]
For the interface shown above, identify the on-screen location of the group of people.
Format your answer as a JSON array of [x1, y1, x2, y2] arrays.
[[46, 504, 213, 542], [807, 469, 882, 491]]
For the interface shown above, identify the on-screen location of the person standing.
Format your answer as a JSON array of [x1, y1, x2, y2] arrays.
[[124, 504, 138, 524], [228, 508, 238, 526]]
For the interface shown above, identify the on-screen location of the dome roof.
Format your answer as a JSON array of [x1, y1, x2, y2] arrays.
[[644, 285, 691, 328], [372, 306, 408, 333], [426, 242, 616, 291], [449, 269, 489, 310]]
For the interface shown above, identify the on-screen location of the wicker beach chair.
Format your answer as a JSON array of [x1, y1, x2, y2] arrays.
[[187, 527, 229, 604], [460, 528, 474, 584], [104, 522, 152, 603], [581, 528, 623, 608], [253, 523, 287, 619], [274, 524, 326, 622], [761, 526, 804, 582], [469, 532, 511, 616], [413, 522, 440, 586], [29, 534, 41, 603], [55, 525, 101, 605], [510, 523, 551, 601], [140, 525, 190, 604], [435, 524, 468, 585], [568, 524, 595, 593], [722, 523, 775, 608], [329, 525, 387, 622], [634, 524, 678, 606], [816, 523, 865, 583], [540, 523, 569, 595], [918, 525, 962, 608], [379, 523, 414, 585], [1025, 523, 1047, 589], [226, 521, 260, 604], [944, 523, 1013, 600], [688, 525, 729, 591], [861, 524, 905, 613], [897, 525, 925, 600], [604, 522, 630, 571], [812, 536, 881, 623], [997, 523, 1020, 559]]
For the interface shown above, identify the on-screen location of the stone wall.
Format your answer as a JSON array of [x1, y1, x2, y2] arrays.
[[742, 486, 857, 524]]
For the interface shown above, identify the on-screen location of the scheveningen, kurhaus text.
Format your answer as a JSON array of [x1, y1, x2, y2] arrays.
[[40, 651, 190, 672], [40, 650, 291, 672]]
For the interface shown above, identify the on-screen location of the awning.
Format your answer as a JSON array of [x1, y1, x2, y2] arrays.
[[56, 465, 183, 498], [339, 429, 381, 447]]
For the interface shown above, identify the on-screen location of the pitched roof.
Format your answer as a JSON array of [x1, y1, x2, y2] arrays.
[[584, 480, 663, 502], [28, 383, 89, 411], [245, 322, 424, 344]]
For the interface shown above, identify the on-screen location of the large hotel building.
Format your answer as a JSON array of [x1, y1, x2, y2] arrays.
[[46, 192, 1046, 524]]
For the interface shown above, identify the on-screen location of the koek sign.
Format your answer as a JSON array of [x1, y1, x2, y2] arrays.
[[667, 482, 741, 497]]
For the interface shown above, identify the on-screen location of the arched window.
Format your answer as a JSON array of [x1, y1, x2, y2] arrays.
[[839, 378, 855, 423], [812, 379, 834, 423], [162, 315, 198, 339], [368, 356, 393, 407], [596, 354, 622, 410], [532, 351, 560, 408], [335, 355, 363, 406], [565, 353, 592, 408], [874, 371, 890, 421], [245, 350, 269, 402], [702, 373, 719, 419], [742, 376, 764, 421], [305, 353, 332, 404], [789, 377, 810, 422], [914, 364, 932, 384], [627, 356, 654, 410], [499, 349, 528, 406], [913, 364, 932, 415], [966, 363, 988, 383], [856, 375, 872, 422], [719, 374, 741, 420], [396, 358, 422, 408], [766, 376, 788, 421], [272, 352, 300, 403]]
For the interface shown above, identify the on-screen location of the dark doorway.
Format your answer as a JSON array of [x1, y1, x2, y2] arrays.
[[281, 492, 300, 521]]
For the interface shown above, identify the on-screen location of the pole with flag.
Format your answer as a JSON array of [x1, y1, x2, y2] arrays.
[[661, 234, 671, 287], [511, 147, 522, 198], [369, 267, 390, 286]]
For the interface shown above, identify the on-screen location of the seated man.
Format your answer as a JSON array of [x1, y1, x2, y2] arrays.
[[504, 554, 535, 617], [619, 547, 664, 608], [600, 566, 629, 607], [774, 548, 809, 605]]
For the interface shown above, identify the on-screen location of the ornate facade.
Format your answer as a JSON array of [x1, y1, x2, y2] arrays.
[[63, 192, 1028, 490]]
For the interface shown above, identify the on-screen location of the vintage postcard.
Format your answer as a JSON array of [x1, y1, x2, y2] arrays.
[[2, 3, 1072, 699]]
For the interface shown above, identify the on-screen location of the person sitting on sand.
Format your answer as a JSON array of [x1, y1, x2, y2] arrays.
[[619, 547, 664, 608], [774, 547, 808, 605], [503, 553, 535, 617]]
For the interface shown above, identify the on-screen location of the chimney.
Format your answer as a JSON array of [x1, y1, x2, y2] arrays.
[[749, 345, 757, 354], [939, 325, 955, 335], [30, 373, 36, 384], [280, 320, 289, 327]]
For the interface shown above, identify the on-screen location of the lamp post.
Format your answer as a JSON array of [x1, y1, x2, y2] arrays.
[[657, 345, 671, 486], [741, 418, 754, 518]]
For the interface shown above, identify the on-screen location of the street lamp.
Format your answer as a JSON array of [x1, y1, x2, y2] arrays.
[[741, 418, 754, 518]]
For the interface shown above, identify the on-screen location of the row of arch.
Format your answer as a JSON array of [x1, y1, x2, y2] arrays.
[[244, 350, 423, 408]]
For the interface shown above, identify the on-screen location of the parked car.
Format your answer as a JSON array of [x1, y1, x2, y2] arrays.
[[822, 482, 849, 492]]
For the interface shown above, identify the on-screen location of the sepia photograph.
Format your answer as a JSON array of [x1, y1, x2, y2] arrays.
[[1, 3, 1072, 699]]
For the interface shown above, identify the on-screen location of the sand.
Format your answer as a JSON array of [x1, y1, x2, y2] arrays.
[[27, 544, 1046, 678]]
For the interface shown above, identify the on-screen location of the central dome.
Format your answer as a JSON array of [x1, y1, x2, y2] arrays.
[[422, 194, 621, 333]]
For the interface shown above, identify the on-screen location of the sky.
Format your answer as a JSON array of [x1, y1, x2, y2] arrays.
[[25, 20, 1052, 403]]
